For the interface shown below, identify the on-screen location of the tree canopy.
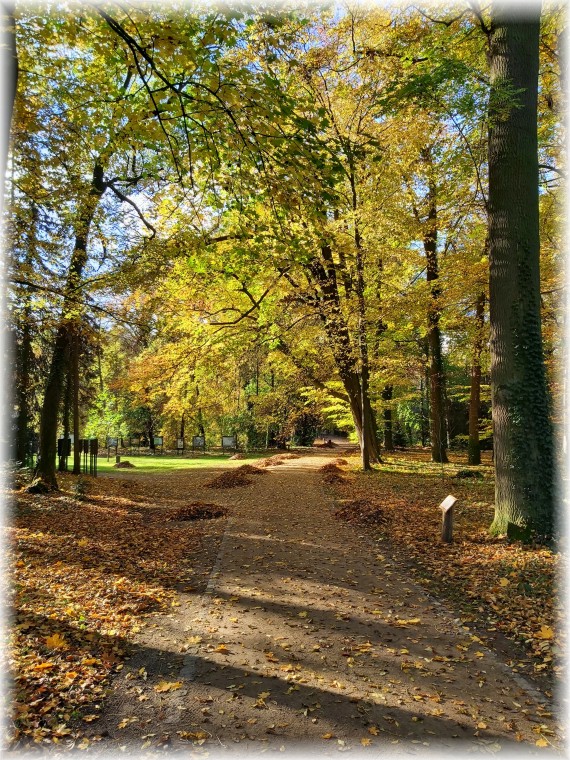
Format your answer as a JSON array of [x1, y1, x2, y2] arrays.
[[6, 2, 564, 536]]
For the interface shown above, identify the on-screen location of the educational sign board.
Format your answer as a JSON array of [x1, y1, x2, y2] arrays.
[[107, 437, 118, 448], [153, 436, 163, 447], [57, 438, 72, 457], [222, 436, 237, 449], [177, 438, 184, 450], [192, 436, 205, 449]]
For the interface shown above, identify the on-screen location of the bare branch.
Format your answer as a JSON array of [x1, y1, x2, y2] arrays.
[[106, 182, 157, 237]]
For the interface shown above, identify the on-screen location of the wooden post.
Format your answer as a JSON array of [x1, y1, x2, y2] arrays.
[[439, 495, 457, 543]]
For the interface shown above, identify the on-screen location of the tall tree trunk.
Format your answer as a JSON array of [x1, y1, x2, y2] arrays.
[[14, 204, 39, 465], [147, 411, 155, 450], [382, 385, 395, 451], [350, 166, 374, 471], [487, 5, 554, 538], [72, 328, 81, 474], [310, 243, 381, 464], [180, 412, 185, 440], [59, 370, 71, 472], [468, 293, 485, 465], [0, 2, 17, 187], [419, 373, 429, 447], [15, 293, 32, 465], [34, 161, 106, 488], [423, 149, 448, 463]]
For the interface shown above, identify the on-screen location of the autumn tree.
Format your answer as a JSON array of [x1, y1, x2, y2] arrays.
[[486, 3, 554, 538]]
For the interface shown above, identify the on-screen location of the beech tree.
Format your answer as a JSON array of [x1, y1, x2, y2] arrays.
[[486, 3, 554, 538]]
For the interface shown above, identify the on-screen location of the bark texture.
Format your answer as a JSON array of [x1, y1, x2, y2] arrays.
[[382, 385, 395, 451], [422, 150, 448, 464], [468, 293, 485, 465], [487, 4, 554, 538], [310, 244, 381, 464], [34, 162, 106, 487]]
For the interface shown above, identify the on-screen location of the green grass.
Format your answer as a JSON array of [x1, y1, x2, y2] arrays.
[[97, 453, 263, 474]]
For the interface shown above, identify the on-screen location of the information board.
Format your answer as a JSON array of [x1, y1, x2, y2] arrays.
[[222, 436, 237, 449]]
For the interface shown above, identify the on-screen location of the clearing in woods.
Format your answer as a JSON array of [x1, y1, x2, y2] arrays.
[[9, 450, 561, 756]]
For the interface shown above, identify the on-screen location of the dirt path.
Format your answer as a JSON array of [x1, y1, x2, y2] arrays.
[[92, 453, 559, 756]]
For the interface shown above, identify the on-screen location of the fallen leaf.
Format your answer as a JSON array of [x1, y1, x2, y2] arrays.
[[154, 680, 182, 693], [45, 633, 67, 650]]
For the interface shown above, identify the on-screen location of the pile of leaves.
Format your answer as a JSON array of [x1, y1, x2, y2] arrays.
[[229, 453, 245, 460], [319, 463, 344, 474], [319, 462, 350, 484], [236, 464, 267, 475], [276, 453, 301, 460], [166, 502, 228, 521], [205, 470, 252, 488], [334, 498, 388, 525], [331, 449, 562, 687], [113, 461, 136, 469], [333, 458, 349, 466], [5, 474, 213, 749], [256, 456, 285, 467]]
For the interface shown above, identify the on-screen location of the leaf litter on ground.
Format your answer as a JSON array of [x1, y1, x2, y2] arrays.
[[5, 471, 227, 749], [330, 448, 561, 688]]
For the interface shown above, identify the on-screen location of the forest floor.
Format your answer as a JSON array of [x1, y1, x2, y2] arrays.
[[5, 448, 564, 756]]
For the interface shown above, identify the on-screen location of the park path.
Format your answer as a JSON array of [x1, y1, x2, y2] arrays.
[[94, 453, 558, 756]]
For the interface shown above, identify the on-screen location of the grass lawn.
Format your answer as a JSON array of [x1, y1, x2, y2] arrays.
[[96, 453, 264, 474]]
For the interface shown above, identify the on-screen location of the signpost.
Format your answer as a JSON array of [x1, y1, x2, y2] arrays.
[[222, 435, 237, 452], [77, 439, 98, 476], [153, 436, 164, 454], [58, 437, 72, 470], [439, 495, 457, 543], [192, 435, 205, 453], [177, 438, 185, 455]]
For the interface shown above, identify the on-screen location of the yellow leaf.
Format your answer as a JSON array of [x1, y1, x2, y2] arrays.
[[33, 662, 54, 670], [361, 737, 372, 746], [536, 738, 549, 747], [321, 733, 334, 739], [499, 578, 509, 587], [396, 618, 421, 625], [368, 726, 379, 735], [154, 680, 182, 693], [214, 644, 230, 654], [477, 722, 487, 729], [187, 636, 203, 645], [46, 633, 67, 650], [535, 626, 554, 640], [258, 691, 271, 699], [298, 611, 308, 618]]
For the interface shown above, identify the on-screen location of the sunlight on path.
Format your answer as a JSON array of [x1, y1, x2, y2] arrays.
[[94, 454, 559, 756]]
